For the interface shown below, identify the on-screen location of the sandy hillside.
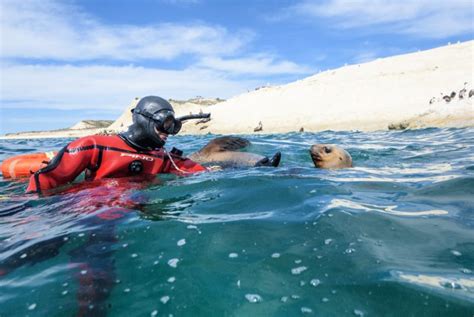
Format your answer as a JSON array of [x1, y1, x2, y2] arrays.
[[70, 120, 114, 130], [2, 120, 114, 139], [180, 40, 473, 134]]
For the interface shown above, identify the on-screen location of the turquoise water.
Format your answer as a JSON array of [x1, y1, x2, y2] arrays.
[[0, 128, 473, 316]]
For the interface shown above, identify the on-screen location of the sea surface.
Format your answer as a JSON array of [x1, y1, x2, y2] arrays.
[[0, 128, 473, 317]]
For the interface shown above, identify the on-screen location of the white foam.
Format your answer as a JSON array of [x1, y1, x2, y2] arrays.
[[392, 271, 474, 299], [163, 211, 274, 224], [310, 279, 321, 287], [291, 266, 308, 275], [301, 307, 313, 314], [325, 174, 458, 184], [245, 294, 262, 303], [325, 199, 448, 217], [167, 258, 179, 268]]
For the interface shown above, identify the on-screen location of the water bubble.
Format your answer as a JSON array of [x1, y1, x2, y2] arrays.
[[331, 290, 337, 294], [310, 189, 317, 193], [460, 268, 472, 274], [61, 290, 68, 295], [291, 294, 300, 299], [300, 280, 306, 286], [344, 248, 356, 254], [295, 259, 302, 264], [310, 279, 321, 287], [122, 243, 128, 248], [20, 253, 27, 259], [324, 239, 333, 245], [301, 307, 313, 314], [168, 258, 179, 268], [451, 250, 462, 256], [228, 253, 239, 258], [62, 283, 68, 287], [167, 277, 176, 283], [237, 280, 241, 288], [353, 309, 365, 316], [291, 266, 308, 275], [151, 310, 158, 317], [153, 260, 159, 265], [187, 225, 197, 229], [124, 288, 131, 293], [131, 253, 138, 258], [63, 237, 69, 241], [160, 296, 170, 304], [245, 294, 262, 303], [28, 303, 37, 310], [78, 233, 85, 237], [177, 239, 186, 247], [280, 296, 288, 303], [271, 253, 281, 258], [322, 297, 329, 302], [81, 270, 88, 275]]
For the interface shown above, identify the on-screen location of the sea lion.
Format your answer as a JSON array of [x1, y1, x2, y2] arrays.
[[189, 136, 281, 168], [309, 144, 352, 169]]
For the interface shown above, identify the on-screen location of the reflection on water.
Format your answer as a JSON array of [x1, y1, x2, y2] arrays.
[[0, 128, 473, 316]]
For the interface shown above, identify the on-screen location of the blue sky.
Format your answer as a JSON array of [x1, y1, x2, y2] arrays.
[[1, 0, 473, 134]]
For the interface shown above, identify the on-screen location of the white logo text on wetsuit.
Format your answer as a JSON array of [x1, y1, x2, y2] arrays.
[[120, 153, 154, 161]]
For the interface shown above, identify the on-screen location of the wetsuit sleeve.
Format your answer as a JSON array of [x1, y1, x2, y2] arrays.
[[26, 137, 98, 193]]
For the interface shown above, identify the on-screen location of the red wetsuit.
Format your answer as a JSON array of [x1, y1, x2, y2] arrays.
[[26, 135, 207, 193]]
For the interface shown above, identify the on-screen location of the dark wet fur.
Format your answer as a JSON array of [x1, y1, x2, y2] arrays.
[[255, 152, 281, 167]]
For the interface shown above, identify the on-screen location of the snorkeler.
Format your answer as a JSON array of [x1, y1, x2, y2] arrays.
[[25, 96, 280, 194], [24, 96, 206, 193]]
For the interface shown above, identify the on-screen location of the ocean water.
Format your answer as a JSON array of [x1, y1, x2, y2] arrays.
[[0, 128, 473, 317]]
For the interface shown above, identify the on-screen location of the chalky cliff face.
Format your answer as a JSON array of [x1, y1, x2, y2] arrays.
[[183, 41, 473, 135]]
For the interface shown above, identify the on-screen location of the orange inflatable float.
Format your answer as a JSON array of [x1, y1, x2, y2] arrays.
[[1, 152, 57, 179]]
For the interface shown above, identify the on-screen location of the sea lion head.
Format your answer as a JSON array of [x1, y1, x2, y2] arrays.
[[309, 144, 352, 169]]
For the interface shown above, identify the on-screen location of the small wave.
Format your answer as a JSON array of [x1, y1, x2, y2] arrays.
[[391, 271, 474, 300], [161, 211, 274, 224], [325, 199, 448, 217], [325, 174, 459, 183]]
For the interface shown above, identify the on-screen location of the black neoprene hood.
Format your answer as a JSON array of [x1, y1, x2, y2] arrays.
[[120, 96, 175, 150]]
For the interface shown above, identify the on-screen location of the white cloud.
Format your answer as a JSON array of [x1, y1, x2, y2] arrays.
[[198, 55, 313, 75], [0, 0, 313, 118], [0, 62, 261, 111], [290, 0, 473, 38], [0, 0, 251, 61]]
